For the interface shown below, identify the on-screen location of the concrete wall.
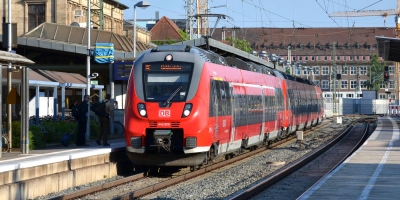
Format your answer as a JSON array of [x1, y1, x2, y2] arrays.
[[0, 148, 130, 199]]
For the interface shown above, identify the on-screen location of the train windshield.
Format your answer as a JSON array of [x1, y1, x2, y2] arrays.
[[143, 62, 193, 102]]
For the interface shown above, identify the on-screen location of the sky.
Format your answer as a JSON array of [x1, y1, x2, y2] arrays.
[[120, 0, 398, 28]]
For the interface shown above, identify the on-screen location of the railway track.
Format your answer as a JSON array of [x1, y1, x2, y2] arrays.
[[230, 119, 372, 200], [48, 116, 372, 200]]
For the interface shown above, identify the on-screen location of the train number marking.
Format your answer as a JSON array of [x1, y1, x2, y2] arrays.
[[159, 110, 171, 117]]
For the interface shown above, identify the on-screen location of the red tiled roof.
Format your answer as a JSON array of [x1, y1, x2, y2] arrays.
[[212, 27, 395, 56], [150, 16, 183, 41]]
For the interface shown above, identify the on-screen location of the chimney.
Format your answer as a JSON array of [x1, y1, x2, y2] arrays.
[[156, 11, 159, 21]]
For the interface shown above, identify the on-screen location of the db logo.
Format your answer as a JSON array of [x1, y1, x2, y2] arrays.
[[159, 110, 171, 117]]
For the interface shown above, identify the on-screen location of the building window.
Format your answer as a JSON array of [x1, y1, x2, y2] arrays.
[[303, 69, 310, 75], [299, 56, 303, 61], [313, 80, 320, 86], [390, 94, 396, 100], [305, 56, 308, 61], [380, 82, 386, 89], [341, 66, 348, 75], [337, 56, 340, 61], [389, 80, 395, 88], [318, 56, 321, 61], [350, 66, 357, 75], [322, 80, 329, 89], [324, 56, 328, 61], [341, 80, 348, 89], [296, 67, 301, 75], [349, 56, 353, 61], [347, 94, 354, 98], [322, 66, 329, 75], [359, 66, 367, 75], [379, 94, 386, 99], [389, 66, 395, 74], [28, 4, 46, 31], [360, 80, 367, 89], [350, 80, 357, 89], [313, 66, 319, 75], [363, 56, 366, 60], [293, 56, 296, 61], [356, 56, 359, 60], [343, 56, 347, 61], [311, 56, 315, 61]]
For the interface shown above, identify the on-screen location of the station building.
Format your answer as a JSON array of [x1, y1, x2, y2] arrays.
[[211, 27, 397, 102], [0, 0, 154, 118]]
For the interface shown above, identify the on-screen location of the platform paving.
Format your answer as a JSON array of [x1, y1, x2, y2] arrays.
[[300, 116, 400, 200]]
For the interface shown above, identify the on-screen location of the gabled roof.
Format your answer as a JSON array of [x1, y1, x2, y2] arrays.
[[18, 22, 153, 59], [150, 16, 183, 41]]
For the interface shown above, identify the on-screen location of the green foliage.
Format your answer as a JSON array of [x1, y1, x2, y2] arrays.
[[153, 38, 175, 45], [178, 29, 187, 40], [226, 37, 253, 53], [153, 30, 188, 46], [4, 121, 35, 150], [285, 68, 291, 74], [5, 120, 101, 150], [365, 55, 385, 91]]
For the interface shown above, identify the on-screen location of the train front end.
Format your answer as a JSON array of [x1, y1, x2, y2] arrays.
[[124, 45, 211, 167]]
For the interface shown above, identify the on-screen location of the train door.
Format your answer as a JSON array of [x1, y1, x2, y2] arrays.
[[230, 83, 235, 143], [260, 88, 265, 141], [276, 89, 282, 133], [211, 81, 219, 139]]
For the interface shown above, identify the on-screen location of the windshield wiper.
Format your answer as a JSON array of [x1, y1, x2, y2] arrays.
[[163, 86, 182, 107]]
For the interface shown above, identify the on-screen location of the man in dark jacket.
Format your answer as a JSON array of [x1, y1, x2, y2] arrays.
[[96, 94, 114, 146], [76, 95, 90, 146]]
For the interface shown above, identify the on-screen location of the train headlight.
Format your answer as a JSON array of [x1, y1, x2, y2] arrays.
[[181, 103, 193, 118], [137, 103, 147, 117]]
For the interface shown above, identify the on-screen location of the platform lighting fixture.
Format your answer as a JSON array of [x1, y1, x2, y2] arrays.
[[133, 1, 151, 58]]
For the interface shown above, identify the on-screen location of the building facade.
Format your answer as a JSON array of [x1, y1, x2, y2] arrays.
[[0, 0, 128, 36], [213, 27, 397, 101]]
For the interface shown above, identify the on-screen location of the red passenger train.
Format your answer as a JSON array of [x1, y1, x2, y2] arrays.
[[124, 45, 324, 169]]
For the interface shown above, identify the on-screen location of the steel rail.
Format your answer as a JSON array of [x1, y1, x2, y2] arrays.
[[49, 118, 343, 200], [228, 120, 370, 200]]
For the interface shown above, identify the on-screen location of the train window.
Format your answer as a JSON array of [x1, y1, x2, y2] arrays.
[[214, 80, 232, 116], [143, 73, 191, 102], [223, 82, 232, 115], [209, 80, 216, 117]]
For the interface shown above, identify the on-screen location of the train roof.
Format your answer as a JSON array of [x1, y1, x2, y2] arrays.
[[150, 45, 316, 86]]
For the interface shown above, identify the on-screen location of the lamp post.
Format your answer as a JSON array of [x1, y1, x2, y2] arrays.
[[133, 1, 151, 58]]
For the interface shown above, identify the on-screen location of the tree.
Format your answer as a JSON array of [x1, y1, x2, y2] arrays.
[[226, 37, 253, 53], [364, 55, 385, 91]]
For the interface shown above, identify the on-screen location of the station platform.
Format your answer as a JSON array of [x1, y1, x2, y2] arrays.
[[0, 137, 129, 199], [300, 116, 400, 200]]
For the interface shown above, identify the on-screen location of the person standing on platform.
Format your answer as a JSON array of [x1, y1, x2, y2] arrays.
[[114, 101, 118, 109], [96, 94, 114, 146], [76, 95, 90, 146]]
